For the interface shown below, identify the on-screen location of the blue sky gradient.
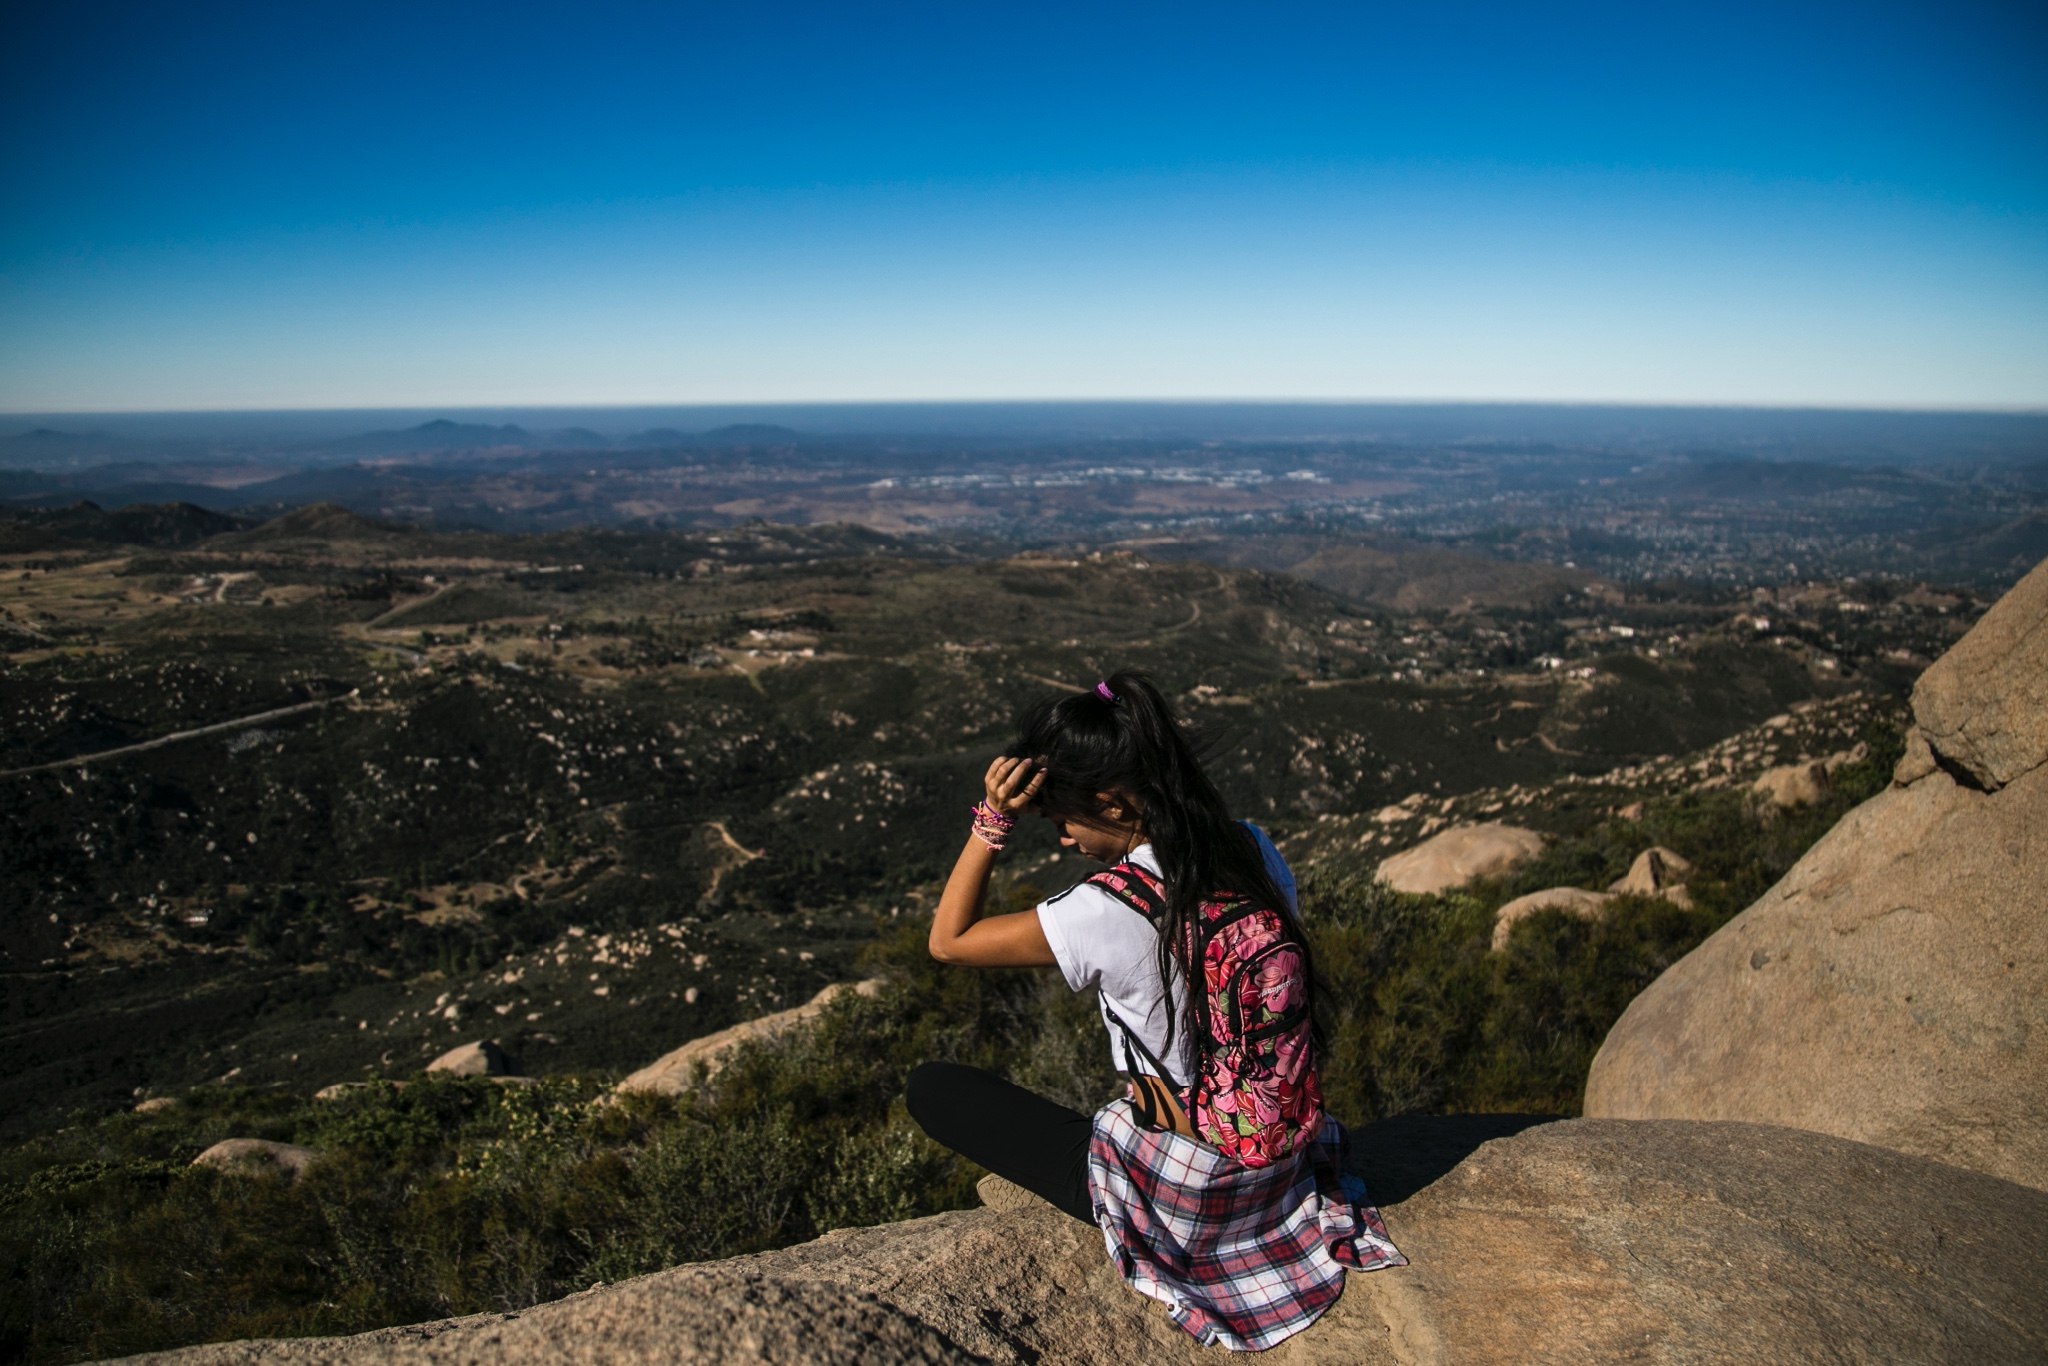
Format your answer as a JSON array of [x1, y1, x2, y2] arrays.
[[3, 1, 2043, 410]]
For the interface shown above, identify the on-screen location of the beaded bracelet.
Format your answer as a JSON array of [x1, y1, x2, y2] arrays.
[[970, 799, 1016, 851]]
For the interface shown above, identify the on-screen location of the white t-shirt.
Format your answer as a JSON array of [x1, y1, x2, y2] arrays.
[[1037, 842, 1196, 1086]]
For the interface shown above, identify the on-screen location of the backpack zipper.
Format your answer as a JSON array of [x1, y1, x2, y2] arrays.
[[1221, 940, 1310, 1043]]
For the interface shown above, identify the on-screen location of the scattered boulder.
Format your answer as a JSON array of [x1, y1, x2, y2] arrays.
[[1606, 846, 1692, 905], [1491, 887, 1612, 951], [315, 1081, 405, 1101], [124, 1118, 2048, 1365], [190, 1139, 319, 1181], [1751, 759, 1830, 807], [1822, 740, 1868, 774], [1608, 845, 1690, 895], [426, 1040, 519, 1078], [1587, 555, 2048, 1190], [1908, 553, 2048, 790], [617, 980, 885, 1097], [133, 1097, 177, 1114], [1376, 823, 1545, 895]]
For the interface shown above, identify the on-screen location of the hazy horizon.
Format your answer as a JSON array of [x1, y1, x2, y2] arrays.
[[9, 396, 2048, 423], [4, 399, 2046, 469]]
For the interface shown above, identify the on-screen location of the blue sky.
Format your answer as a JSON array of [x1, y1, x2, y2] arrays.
[[2, 1, 2043, 411]]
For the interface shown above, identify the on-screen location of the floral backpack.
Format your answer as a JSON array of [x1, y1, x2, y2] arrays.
[[1086, 862, 1324, 1168]]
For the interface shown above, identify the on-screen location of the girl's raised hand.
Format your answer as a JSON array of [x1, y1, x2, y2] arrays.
[[984, 755, 1045, 818]]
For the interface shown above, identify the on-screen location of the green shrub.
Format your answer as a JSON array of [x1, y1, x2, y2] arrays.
[[0, 927, 1057, 1364]]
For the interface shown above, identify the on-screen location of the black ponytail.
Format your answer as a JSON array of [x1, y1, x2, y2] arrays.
[[1007, 670, 1314, 1069]]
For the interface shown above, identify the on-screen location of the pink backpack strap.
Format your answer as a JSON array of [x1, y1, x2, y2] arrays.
[[1085, 863, 1166, 923]]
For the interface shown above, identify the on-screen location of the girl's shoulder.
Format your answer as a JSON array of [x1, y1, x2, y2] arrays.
[[1041, 845, 1164, 928], [1041, 857, 1163, 929], [1037, 869, 1167, 987], [1042, 871, 1138, 916]]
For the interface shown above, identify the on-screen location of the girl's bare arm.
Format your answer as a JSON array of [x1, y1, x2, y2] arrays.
[[928, 756, 1055, 968]]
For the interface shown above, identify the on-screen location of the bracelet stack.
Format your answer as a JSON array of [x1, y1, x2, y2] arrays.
[[970, 800, 1017, 851]]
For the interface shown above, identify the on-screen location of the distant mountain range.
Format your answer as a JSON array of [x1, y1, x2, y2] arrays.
[[7, 402, 2048, 473]]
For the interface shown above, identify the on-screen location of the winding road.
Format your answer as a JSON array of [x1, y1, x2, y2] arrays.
[[0, 691, 359, 778]]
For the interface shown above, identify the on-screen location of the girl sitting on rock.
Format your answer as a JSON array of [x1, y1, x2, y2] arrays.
[[906, 671, 1404, 1352]]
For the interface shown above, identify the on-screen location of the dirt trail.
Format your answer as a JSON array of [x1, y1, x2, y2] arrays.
[[697, 821, 763, 905], [365, 580, 454, 627]]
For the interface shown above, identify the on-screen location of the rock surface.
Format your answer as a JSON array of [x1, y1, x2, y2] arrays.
[[1377, 823, 1545, 895], [190, 1139, 320, 1181], [425, 1040, 518, 1078], [119, 1118, 2048, 1365], [617, 980, 884, 1096], [1892, 725, 1940, 785], [1490, 887, 1612, 952], [1909, 553, 2048, 789], [1355, 1120, 2048, 1365], [1587, 555, 2048, 1190]]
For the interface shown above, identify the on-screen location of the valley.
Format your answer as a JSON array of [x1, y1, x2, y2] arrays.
[[0, 504, 1983, 1135]]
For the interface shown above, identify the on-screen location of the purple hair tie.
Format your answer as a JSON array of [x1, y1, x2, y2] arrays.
[[1095, 681, 1117, 703]]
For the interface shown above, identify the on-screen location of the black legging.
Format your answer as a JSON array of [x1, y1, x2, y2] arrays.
[[905, 1061, 1095, 1223]]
